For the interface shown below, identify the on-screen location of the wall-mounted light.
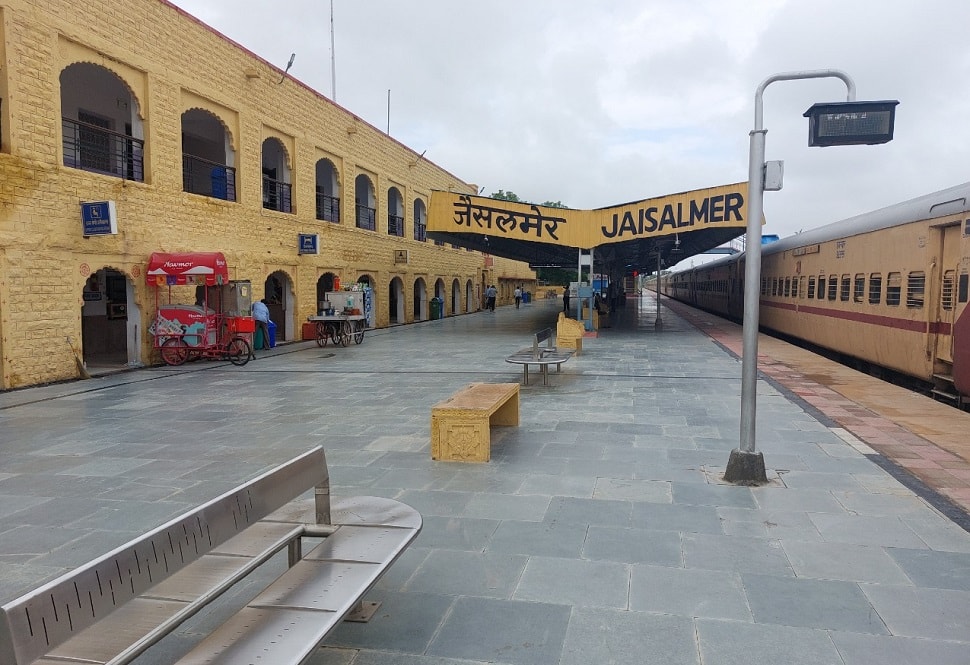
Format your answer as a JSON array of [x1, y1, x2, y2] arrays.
[[278, 53, 296, 84]]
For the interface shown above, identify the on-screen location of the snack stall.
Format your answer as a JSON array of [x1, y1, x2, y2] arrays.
[[147, 252, 255, 366]]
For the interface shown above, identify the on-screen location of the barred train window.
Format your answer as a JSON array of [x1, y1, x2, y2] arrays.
[[784, 277, 790, 297], [840, 274, 850, 302], [853, 274, 865, 302], [906, 271, 925, 309], [808, 276, 816, 299], [941, 271, 954, 311], [959, 272, 969, 303], [869, 273, 882, 304], [793, 277, 801, 298], [827, 275, 838, 301], [886, 272, 902, 306]]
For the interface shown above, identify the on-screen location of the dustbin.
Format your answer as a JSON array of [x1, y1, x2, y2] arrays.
[[267, 321, 277, 348], [523, 291, 531, 304], [430, 297, 442, 320]]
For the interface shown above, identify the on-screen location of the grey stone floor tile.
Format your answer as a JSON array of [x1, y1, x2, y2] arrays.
[[543, 496, 632, 528], [861, 584, 970, 641], [463, 493, 551, 522], [742, 573, 889, 634], [395, 490, 475, 518], [406, 549, 527, 598], [413, 515, 499, 551], [560, 607, 698, 665], [326, 590, 454, 653], [373, 546, 431, 592], [751, 487, 845, 514], [486, 520, 588, 558], [829, 631, 970, 665], [900, 514, 970, 553], [696, 618, 845, 665], [683, 533, 794, 576], [592, 477, 671, 502], [630, 565, 752, 620], [515, 474, 595, 498], [781, 540, 912, 585], [832, 491, 942, 518], [583, 525, 682, 566], [672, 481, 757, 509], [632, 502, 724, 534], [808, 513, 928, 549], [428, 597, 570, 665], [780, 470, 868, 492], [885, 547, 970, 591], [513, 556, 629, 608]]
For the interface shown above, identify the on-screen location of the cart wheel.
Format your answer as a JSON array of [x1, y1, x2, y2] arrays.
[[160, 338, 189, 366], [339, 320, 351, 347], [226, 337, 251, 366], [353, 321, 365, 344], [315, 322, 329, 347], [330, 326, 342, 345]]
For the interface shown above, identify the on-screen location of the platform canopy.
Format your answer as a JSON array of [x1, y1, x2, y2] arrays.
[[146, 252, 229, 286], [428, 182, 754, 274]]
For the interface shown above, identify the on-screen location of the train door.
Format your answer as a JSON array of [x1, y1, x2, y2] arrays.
[[934, 224, 962, 364]]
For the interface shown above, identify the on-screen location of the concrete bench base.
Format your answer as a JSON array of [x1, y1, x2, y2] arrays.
[[431, 383, 520, 462]]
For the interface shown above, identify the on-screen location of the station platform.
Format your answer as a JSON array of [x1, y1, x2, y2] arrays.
[[1, 293, 969, 664]]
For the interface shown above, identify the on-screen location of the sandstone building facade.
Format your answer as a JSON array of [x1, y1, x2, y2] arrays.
[[0, 0, 536, 389]]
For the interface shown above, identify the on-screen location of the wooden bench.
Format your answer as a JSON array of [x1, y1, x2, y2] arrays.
[[557, 313, 586, 354], [431, 382, 520, 462], [0, 446, 421, 665], [505, 327, 575, 386]]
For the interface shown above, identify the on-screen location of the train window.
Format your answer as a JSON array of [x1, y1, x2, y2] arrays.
[[869, 273, 882, 304], [886, 272, 902, 306], [784, 278, 791, 297], [808, 276, 816, 299], [840, 275, 850, 302], [942, 271, 955, 310], [906, 271, 925, 309], [853, 274, 865, 302], [793, 277, 801, 298], [959, 272, 969, 303], [771, 279, 778, 296], [827, 275, 838, 300]]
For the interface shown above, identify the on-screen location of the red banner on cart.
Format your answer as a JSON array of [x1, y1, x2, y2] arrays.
[[146, 252, 229, 286]]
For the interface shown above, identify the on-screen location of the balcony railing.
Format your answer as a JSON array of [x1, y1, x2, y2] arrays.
[[356, 204, 376, 231], [414, 222, 427, 242], [183, 154, 236, 201], [316, 192, 340, 222], [387, 214, 404, 236], [62, 117, 144, 181], [263, 176, 292, 213]]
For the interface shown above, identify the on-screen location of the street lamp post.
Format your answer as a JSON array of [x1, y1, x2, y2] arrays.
[[724, 70, 859, 484]]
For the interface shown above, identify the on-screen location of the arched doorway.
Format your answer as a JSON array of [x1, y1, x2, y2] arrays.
[[413, 278, 427, 321], [451, 279, 461, 315], [264, 271, 295, 343], [389, 277, 405, 324], [316, 272, 337, 315], [81, 267, 141, 369]]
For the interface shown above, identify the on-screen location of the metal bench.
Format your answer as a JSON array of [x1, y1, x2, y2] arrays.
[[505, 327, 575, 386], [431, 382, 520, 462], [0, 446, 421, 665]]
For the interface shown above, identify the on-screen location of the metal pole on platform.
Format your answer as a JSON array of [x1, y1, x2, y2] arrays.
[[655, 252, 662, 326], [725, 69, 856, 484]]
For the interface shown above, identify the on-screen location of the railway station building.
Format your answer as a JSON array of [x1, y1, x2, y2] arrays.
[[0, 0, 537, 390]]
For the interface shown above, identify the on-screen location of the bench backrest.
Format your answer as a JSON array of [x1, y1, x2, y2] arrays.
[[0, 447, 328, 665], [532, 328, 554, 357]]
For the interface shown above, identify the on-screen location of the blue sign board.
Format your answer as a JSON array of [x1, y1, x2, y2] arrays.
[[81, 201, 118, 236], [298, 233, 319, 255]]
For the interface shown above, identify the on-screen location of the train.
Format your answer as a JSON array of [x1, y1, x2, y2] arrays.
[[658, 181, 970, 409]]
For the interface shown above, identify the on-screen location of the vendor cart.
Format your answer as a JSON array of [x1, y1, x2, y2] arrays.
[[307, 313, 366, 348], [147, 252, 254, 366]]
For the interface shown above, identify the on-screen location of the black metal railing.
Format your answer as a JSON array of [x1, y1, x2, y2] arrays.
[[263, 176, 292, 213], [414, 222, 427, 242], [316, 192, 340, 222], [387, 214, 404, 236], [62, 117, 144, 181], [183, 154, 236, 201], [356, 204, 376, 230]]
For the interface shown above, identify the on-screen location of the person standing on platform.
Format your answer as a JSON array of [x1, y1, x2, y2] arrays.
[[514, 286, 522, 309], [563, 286, 570, 315], [252, 298, 271, 350], [485, 285, 497, 311]]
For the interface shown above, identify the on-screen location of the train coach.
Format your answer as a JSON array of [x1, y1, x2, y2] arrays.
[[660, 181, 970, 408]]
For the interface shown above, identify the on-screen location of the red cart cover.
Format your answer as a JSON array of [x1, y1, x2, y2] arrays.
[[146, 252, 229, 286]]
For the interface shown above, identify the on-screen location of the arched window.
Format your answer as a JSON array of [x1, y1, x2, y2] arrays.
[[262, 138, 292, 213], [182, 109, 236, 201]]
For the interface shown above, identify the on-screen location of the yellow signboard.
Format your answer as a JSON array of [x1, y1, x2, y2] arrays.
[[429, 182, 751, 249]]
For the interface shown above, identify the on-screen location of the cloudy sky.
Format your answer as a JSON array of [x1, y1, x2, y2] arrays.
[[170, 0, 970, 243]]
